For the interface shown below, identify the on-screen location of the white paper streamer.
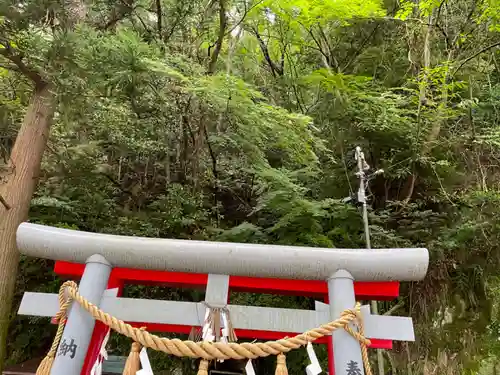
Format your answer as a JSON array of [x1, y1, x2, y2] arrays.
[[90, 330, 110, 375], [305, 342, 322, 375], [245, 360, 256, 375], [202, 308, 215, 342], [221, 310, 229, 344], [137, 347, 154, 375]]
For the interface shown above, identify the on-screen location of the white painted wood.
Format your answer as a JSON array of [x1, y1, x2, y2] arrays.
[[16, 223, 429, 281], [19, 294, 414, 341], [315, 301, 415, 341]]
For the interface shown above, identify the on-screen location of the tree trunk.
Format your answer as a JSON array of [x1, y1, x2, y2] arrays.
[[0, 82, 55, 371], [207, 0, 227, 74]]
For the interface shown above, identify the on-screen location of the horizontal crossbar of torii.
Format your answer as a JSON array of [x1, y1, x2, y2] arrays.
[[16, 223, 429, 375], [20, 291, 415, 342], [17, 223, 428, 281]]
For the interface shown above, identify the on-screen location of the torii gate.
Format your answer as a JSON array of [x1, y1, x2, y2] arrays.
[[16, 223, 429, 375]]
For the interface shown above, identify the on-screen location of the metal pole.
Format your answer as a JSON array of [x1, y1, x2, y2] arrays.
[[355, 146, 384, 375], [328, 270, 365, 375], [50, 254, 112, 375], [354, 146, 371, 249]]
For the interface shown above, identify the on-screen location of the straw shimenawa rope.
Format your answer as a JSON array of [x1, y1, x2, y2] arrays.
[[35, 283, 73, 375], [39, 281, 373, 375], [122, 327, 148, 375], [122, 341, 142, 375]]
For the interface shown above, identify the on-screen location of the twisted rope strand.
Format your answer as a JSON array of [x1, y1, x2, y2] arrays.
[[55, 281, 373, 374]]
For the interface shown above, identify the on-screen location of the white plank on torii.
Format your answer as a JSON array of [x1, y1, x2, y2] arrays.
[[19, 287, 414, 342]]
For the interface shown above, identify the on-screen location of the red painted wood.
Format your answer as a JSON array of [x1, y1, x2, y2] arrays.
[[325, 295, 335, 375], [54, 261, 399, 300]]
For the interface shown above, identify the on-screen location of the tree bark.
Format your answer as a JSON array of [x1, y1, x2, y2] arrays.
[[155, 0, 163, 37], [0, 1, 86, 369], [400, 13, 432, 206], [208, 0, 227, 74], [0, 82, 55, 371]]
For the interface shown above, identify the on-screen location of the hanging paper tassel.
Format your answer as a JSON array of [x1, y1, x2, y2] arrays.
[[219, 309, 237, 364], [275, 353, 288, 375], [90, 330, 110, 375], [221, 311, 229, 344], [189, 326, 201, 341], [197, 359, 210, 375], [122, 342, 142, 375], [305, 342, 322, 375], [136, 347, 155, 375], [221, 309, 238, 343], [245, 360, 256, 375], [202, 307, 215, 342], [211, 308, 221, 342]]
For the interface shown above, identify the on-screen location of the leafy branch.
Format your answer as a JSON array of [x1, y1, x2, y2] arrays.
[[0, 40, 45, 86]]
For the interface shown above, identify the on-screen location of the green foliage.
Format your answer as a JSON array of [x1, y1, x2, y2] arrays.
[[258, 0, 385, 27], [2, 0, 500, 373]]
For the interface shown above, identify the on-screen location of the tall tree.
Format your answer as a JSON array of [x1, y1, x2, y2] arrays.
[[0, 0, 87, 370]]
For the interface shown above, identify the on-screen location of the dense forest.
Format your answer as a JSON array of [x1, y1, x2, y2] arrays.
[[1, 0, 500, 374]]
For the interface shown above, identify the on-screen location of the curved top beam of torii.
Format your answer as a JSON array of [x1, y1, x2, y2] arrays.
[[16, 223, 429, 281]]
